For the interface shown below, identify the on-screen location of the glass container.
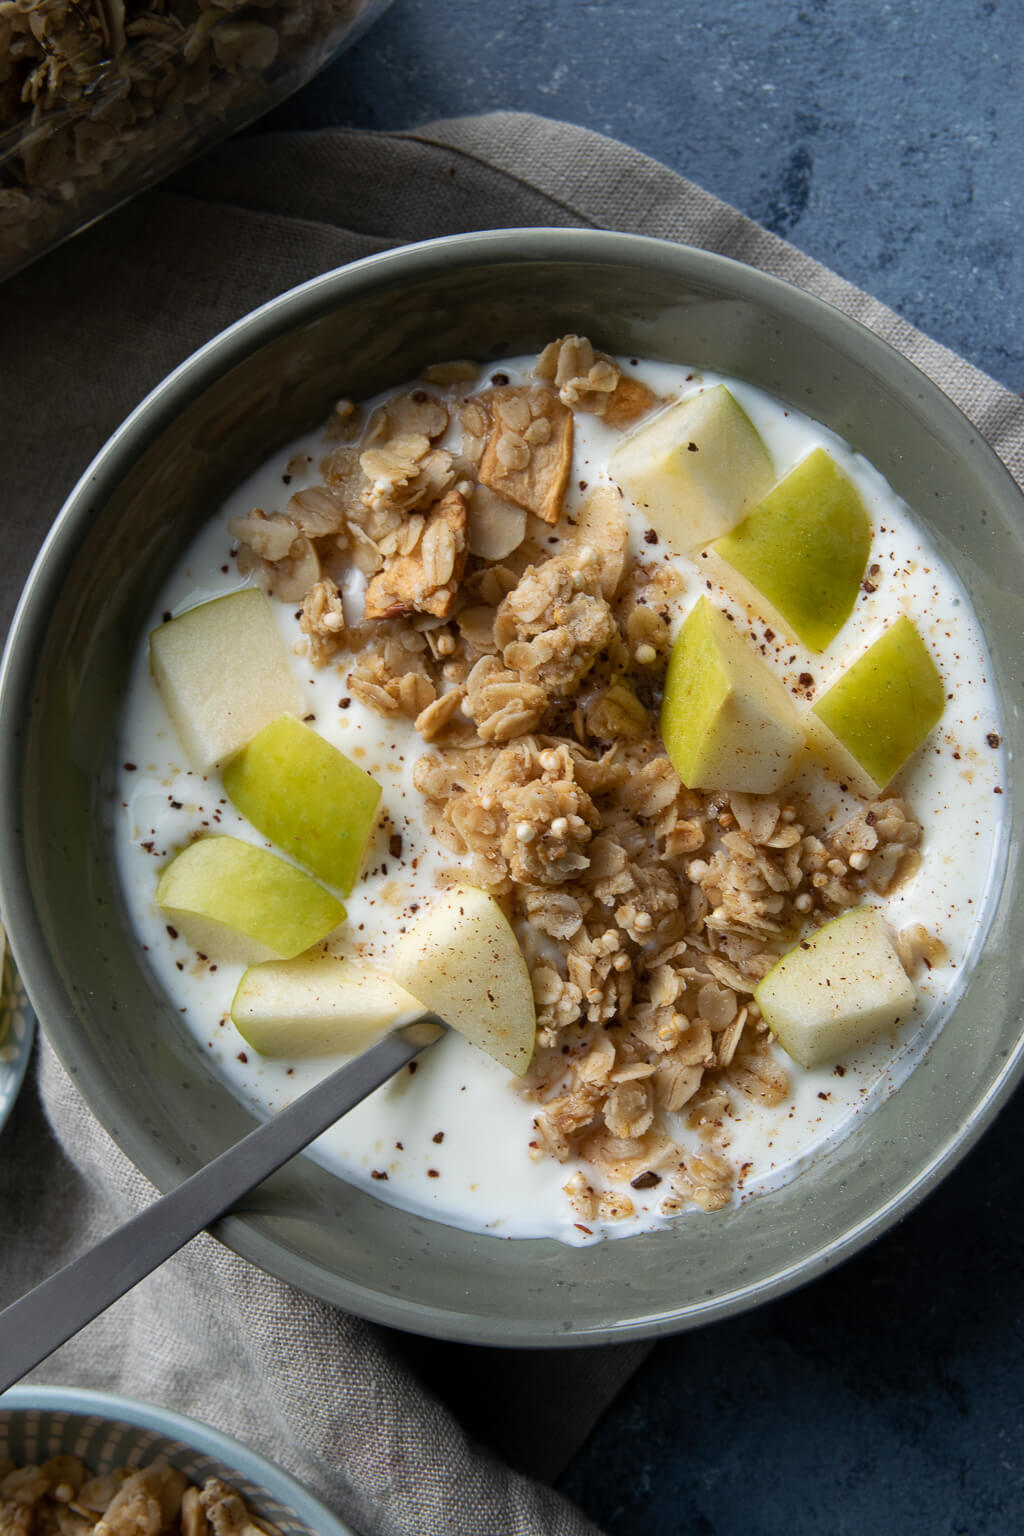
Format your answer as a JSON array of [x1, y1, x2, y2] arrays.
[[0, 0, 391, 280]]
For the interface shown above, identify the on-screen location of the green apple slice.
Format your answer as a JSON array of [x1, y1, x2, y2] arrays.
[[609, 384, 774, 550], [223, 714, 381, 894], [755, 905, 917, 1068], [712, 447, 871, 652], [807, 616, 945, 795], [150, 589, 303, 773], [392, 884, 536, 1076], [156, 835, 345, 963], [660, 596, 804, 793], [231, 956, 422, 1057]]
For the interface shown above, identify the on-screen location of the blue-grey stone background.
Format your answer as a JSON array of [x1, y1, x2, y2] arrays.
[[267, 0, 1024, 394], [266, 4, 1024, 1530]]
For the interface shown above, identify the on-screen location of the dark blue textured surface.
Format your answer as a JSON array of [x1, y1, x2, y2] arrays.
[[560, 1095, 1024, 1533], [268, 6, 1024, 1530], [266, 0, 1024, 393]]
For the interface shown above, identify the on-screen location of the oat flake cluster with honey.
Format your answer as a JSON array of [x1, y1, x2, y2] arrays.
[[224, 336, 931, 1224]]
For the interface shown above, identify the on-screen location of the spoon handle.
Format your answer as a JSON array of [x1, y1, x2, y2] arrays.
[[0, 1018, 442, 1392]]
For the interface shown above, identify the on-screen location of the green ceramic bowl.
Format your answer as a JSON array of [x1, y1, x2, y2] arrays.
[[1, 230, 1022, 1344]]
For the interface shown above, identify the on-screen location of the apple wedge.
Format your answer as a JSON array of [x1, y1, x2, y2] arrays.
[[150, 589, 302, 773], [806, 616, 945, 795], [231, 956, 423, 1057], [755, 905, 917, 1068], [223, 714, 382, 894], [392, 884, 536, 1076], [712, 447, 871, 652], [156, 835, 345, 963], [660, 596, 804, 793], [609, 384, 774, 550]]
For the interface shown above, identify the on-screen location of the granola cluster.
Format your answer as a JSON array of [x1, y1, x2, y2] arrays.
[[0, 1454, 280, 1536], [231, 336, 928, 1222], [0, 0, 368, 276]]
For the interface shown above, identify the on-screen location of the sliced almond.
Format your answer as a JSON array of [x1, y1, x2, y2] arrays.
[[468, 483, 528, 560]]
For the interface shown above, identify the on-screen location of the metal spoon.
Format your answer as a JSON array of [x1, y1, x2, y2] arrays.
[[0, 1015, 444, 1392]]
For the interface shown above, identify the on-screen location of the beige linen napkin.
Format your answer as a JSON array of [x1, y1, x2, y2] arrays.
[[1, 111, 1022, 1536]]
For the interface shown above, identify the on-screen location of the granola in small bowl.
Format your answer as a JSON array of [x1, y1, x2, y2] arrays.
[[0, 1455, 280, 1536], [0, 1389, 351, 1536]]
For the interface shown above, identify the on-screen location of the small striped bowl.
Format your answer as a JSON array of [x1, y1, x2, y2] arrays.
[[0, 1387, 354, 1536]]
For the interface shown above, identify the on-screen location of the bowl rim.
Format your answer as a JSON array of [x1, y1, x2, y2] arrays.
[[0, 1384, 354, 1534], [2, 226, 1023, 1345]]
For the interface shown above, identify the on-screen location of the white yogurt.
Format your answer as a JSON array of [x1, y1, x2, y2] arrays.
[[114, 357, 1007, 1244]]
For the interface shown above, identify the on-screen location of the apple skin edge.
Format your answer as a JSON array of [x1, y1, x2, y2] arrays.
[[659, 596, 804, 794], [711, 447, 872, 654], [149, 590, 303, 773], [806, 616, 946, 796], [223, 713, 382, 895], [155, 836, 346, 963]]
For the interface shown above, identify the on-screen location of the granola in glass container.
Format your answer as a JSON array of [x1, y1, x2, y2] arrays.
[[0, 0, 389, 279]]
